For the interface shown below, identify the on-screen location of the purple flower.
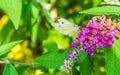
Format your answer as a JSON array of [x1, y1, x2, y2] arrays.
[[60, 48, 82, 72], [90, 52, 95, 56], [75, 15, 119, 56], [61, 15, 120, 72], [91, 29, 98, 35], [71, 40, 80, 48], [82, 27, 90, 34]]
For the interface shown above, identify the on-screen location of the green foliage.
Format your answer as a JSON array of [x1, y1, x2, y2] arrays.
[[37, 0, 51, 25], [80, 57, 92, 75], [0, 40, 22, 56], [80, 6, 120, 15], [0, 21, 14, 45], [0, 0, 22, 29], [34, 51, 68, 69], [43, 38, 58, 52], [77, 52, 88, 63], [105, 39, 120, 75], [37, 25, 48, 41], [0, 0, 120, 75], [2, 62, 18, 75], [16, 65, 29, 75], [41, 73, 52, 75], [28, 4, 39, 43]]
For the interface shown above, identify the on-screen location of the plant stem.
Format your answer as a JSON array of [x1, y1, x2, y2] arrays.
[[0, 60, 33, 66]]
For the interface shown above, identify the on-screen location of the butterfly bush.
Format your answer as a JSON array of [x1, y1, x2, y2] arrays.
[[60, 15, 120, 72]]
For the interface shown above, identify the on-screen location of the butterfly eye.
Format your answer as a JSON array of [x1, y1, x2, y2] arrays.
[[61, 22, 64, 24]]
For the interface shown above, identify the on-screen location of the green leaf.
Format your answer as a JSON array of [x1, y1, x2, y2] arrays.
[[2, 63, 18, 75], [0, 0, 22, 29], [72, 66, 80, 75], [30, 3, 39, 25], [30, 23, 38, 43], [80, 57, 92, 75], [41, 73, 52, 75], [78, 52, 88, 63], [0, 40, 22, 56], [43, 38, 58, 52], [0, 20, 14, 45], [34, 51, 68, 69], [38, 25, 48, 41], [16, 65, 29, 75], [61, 72, 69, 75], [105, 39, 120, 75], [92, 0, 101, 7], [30, 4, 39, 43], [80, 6, 120, 15], [37, 0, 51, 24], [75, 52, 88, 63], [26, 3, 39, 43]]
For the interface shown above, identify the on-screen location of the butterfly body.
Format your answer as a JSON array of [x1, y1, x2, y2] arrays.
[[52, 18, 80, 36]]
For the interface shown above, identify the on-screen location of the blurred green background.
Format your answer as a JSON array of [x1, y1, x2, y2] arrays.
[[0, 0, 107, 75]]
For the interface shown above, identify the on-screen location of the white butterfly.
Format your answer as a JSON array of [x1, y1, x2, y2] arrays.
[[100, 0, 120, 5], [51, 18, 80, 36]]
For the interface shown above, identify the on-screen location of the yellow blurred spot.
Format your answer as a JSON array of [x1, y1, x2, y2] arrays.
[[67, 8, 74, 15], [99, 66, 105, 72], [73, 5, 82, 12], [21, 40, 29, 48], [35, 69, 43, 75], [11, 44, 22, 54], [13, 52, 24, 60], [7, 52, 14, 59], [0, 15, 9, 29], [24, 56, 33, 63], [51, 36, 70, 49], [43, 47, 48, 54], [7, 41, 33, 62], [23, 48, 33, 57], [49, 68, 54, 74]]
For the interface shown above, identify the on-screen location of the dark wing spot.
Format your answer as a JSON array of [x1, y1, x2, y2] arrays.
[[61, 21, 64, 24]]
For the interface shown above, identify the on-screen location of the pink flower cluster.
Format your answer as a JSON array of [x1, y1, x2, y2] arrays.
[[72, 15, 119, 56]]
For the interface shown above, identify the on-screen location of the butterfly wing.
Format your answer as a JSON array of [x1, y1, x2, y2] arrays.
[[101, 0, 120, 5], [52, 18, 80, 36]]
